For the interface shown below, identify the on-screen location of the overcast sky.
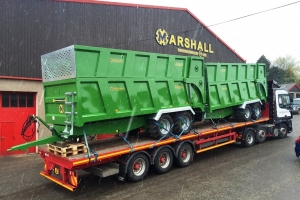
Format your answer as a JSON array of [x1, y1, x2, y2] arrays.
[[99, 0, 300, 63]]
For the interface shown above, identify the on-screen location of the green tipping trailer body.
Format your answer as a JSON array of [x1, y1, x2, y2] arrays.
[[41, 45, 267, 137], [205, 62, 267, 118], [8, 45, 268, 151], [42, 45, 204, 137]]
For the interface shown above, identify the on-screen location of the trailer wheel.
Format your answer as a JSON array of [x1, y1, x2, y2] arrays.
[[277, 123, 288, 139], [251, 103, 261, 120], [255, 126, 267, 143], [154, 147, 174, 174], [176, 143, 193, 167], [235, 105, 252, 122], [127, 153, 149, 182], [243, 128, 255, 147], [173, 112, 193, 135], [148, 114, 173, 139]]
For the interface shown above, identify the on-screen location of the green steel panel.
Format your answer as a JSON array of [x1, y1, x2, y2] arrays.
[[173, 58, 187, 78], [76, 50, 99, 77], [134, 81, 154, 111], [156, 81, 172, 108], [81, 82, 106, 116], [133, 55, 149, 77], [156, 57, 169, 77], [174, 81, 189, 106]]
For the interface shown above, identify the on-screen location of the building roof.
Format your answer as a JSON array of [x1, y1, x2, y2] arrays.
[[281, 83, 300, 91], [56, 0, 246, 62]]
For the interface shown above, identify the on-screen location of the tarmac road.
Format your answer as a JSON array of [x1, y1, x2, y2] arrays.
[[1, 115, 300, 200]]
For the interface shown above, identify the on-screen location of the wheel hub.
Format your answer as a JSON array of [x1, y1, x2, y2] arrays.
[[134, 162, 141, 171], [160, 155, 166, 164], [182, 150, 187, 159]]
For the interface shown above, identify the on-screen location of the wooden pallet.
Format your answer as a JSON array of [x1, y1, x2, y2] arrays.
[[47, 143, 87, 157]]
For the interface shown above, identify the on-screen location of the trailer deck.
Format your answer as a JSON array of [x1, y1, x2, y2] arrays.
[[39, 117, 270, 191]]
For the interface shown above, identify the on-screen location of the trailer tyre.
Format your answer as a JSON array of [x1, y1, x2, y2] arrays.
[[251, 103, 261, 120], [277, 123, 288, 139], [176, 143, 193, 167], [148, 114, 173, 139], [154, 147, 174, 174], [127, 153, 150, 182], [243, 128, 255, 147], [174, 112, 193, 135], [235, 105, 252, 122], [255, 126, 267, 143]]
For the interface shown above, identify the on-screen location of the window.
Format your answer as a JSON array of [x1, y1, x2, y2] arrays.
[[278, 94, 291, 108], [2, 93, 9, 107], [1, 93, 35, 108]]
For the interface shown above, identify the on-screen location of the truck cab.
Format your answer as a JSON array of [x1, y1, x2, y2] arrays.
[[276, 89, 292, 118], [267, 80, 293, 134]]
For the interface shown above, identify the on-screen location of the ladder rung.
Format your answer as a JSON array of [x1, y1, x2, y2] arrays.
[[65, 112, 72, 115], [65, 92, 76, 96], [65, 121, 72, 125], [63, 131, 70, 134], [65, 102, 73, 105]]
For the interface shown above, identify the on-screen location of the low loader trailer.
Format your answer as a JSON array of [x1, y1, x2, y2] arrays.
[[38, 107, 291, 192], [8, 45, 293, 191]]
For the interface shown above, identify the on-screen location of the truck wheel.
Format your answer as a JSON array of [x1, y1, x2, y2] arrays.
[[176, 143, 193, 167], [243, 128, 255, 147], [235, 105, 252, 122], [154, 147, 174, 174], [251, 103, 261, 120], [148, 114, 173, 139], [173, 112, 193, 135], [127, 153, 149, 182], [277, 124, 288, 139], [255, 126, 267, 143]]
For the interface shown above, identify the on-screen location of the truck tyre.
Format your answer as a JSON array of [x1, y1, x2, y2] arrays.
[[127, 153, 149, 182], [255, 126, 267, 143], [277, 123, 288, 139], [148, 114, 173, 139], [176, 143, 193, 167], [173, 112, 193, 135], [154, 147, 174, 174], [251, 103, 261, 120], [243, 128, 255, 147], [235, 105, 252, 122]]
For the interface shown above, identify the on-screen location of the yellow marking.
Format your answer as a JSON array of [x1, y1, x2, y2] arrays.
[[174, 62, 183, 67], [109, 58, 124, 63], [175, 85, 184, 89], [59, 105, 64, 114], [196, 140, 235, 154], [110, 87, 125, 91], [40, 172, 75, 191], [70, 172, 78, 186]]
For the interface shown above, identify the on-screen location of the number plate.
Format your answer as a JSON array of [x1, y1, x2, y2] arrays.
[[54, 166, 60, 175]]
